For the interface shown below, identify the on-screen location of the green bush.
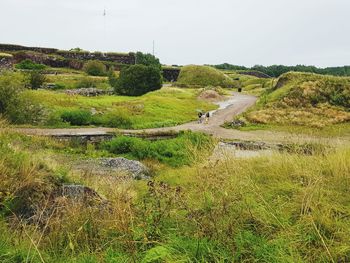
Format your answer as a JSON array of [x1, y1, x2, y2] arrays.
[[61, 109, 92, 126], [15, 59, 46, 70], [108, 67, 118, 88], [27, 70, 46, 89], [115, 65, 162, 96], [0, 71, 44, 124], [177, 65, 236, 88], [83, 60, 107, 76], [136, 52, 161, 70]]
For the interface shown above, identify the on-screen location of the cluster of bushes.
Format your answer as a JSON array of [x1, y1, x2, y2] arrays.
[[177, 65, 237, 89], [60, 109, 132, 128], [15, 59, 46, 70], [102, 131, 214, 167]]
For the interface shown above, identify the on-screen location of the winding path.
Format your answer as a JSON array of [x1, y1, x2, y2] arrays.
[[15, 92, 255, 136], [13, 93, 348, 144]]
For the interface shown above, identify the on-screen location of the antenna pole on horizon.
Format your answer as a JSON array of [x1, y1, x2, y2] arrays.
[[153, 40, 155, 56]]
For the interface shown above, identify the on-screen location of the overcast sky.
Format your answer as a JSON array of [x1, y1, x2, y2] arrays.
[[1, 0, 350, 67]]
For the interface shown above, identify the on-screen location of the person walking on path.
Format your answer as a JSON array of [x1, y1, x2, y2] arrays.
[[205, 112, 210, 124], [198, 112, 203, 124]]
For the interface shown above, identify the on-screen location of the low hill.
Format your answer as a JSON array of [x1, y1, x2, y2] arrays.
[[245, 72, 350, 127], [177, 65, 237, 88]]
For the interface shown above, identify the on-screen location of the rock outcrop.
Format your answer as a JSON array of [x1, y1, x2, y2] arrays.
[[99, 157, 150, 180]]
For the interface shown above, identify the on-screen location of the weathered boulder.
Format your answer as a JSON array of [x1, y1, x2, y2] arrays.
[[99, 157, 150, 180], [64, 88, 112, 96]]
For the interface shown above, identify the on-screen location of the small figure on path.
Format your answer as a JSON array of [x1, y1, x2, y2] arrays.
[[205, 112, 210, 124], [198, 112, 203, 123]]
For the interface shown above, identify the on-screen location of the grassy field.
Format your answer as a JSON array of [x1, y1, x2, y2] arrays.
[[0, 126, 349, 262], [24, 87, 217, 128]]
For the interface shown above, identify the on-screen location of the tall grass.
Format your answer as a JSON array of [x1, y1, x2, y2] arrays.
[[0, 129, 349, 262]]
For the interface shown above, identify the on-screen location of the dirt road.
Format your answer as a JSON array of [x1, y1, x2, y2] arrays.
[[15, 92, 255, 135], [13, 93, 348, 144]]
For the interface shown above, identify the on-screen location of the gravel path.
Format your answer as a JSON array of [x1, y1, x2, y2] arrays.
[[12, 93, 348, 144], [15, 92, 256, 136]]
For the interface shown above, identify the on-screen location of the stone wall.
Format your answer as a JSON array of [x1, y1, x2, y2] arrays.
[[0, 43, 136, 65], [0, 57, 13, 70], [162, 68, 180, 82], [238, 71, 271, 79]]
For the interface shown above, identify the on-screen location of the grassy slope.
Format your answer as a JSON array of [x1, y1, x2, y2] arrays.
[[177, 65, 236, 88], [25, 87, 217, 129], [242, 72, 350, 128], [46, 73, 110, 90], [223, 70, 273, 96], [0, 127, 349, 262]]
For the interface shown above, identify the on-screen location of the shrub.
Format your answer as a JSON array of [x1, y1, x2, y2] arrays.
[[27, 70, 46, 89], [60, 109, 92, 125], [0, 71, 44, 124], [177, 65, 236, 88], [115, 65, 162, 96], [108, 66, 118, 88], [83, 60, 107, 76], [15, 59, 46, 70], [135, 52, 161, 70], [75, 77, 97, 89]]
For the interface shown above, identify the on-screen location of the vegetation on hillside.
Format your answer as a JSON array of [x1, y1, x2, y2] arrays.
[[46, 73, 110, 90], [243, 72, 350, 127], [225, 71, 273, 96], [177, 65, 237, 88], [15, 59, 46, 70]]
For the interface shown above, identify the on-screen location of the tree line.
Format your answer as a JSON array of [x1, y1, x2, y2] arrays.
[[212, 63, 350, 77]]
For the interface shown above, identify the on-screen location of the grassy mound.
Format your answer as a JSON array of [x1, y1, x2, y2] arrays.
[[177, 65, 236, 88], [245, 72, 350, 127]]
